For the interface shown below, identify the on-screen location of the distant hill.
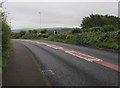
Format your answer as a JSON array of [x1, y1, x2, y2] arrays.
[[46, 27, 72, 34], [11, 28, 34, 32], [11, 27, 73, 33]]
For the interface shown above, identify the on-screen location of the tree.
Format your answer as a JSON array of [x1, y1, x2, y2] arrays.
[[1, 2, 11, 52], [1, 1, 12, 67], [19, 30, 26, 37], [28, 30, 32, 34], [81, 14, 120, 29], [32, 29, 39, 34]]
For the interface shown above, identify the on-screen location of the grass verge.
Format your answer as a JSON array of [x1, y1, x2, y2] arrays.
[[2, 40, 13, 68]]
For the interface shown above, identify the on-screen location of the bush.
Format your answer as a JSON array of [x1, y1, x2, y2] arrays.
[[72, 28, 82, 34], [40, 29, 47, 34], [66, 35, 74, 39], [100, 30, 119, 43], [19, 30, 26, 37], [2, 41, 12, 67], [84, 25, 118, 32], [95, 42, 119, 50], [42, 34, 49, 38], [73, 29, 119, 49], [74, 31, 102, 45], [11, 32, 20, 39], [101, 25, 118, 32], [85, 26, 101, 32], [59, 34, 67, 39], [2, 20, 12, 68]]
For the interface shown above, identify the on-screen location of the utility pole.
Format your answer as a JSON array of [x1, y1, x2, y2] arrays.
[[39, 12, 41, 29]]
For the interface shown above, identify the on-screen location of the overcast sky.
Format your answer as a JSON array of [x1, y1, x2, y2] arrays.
[[3, 2, 118, 30]]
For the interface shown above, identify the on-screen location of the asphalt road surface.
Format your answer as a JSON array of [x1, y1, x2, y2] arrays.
[[12, 39, 119, 86]]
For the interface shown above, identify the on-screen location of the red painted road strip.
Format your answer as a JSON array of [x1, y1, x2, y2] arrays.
[[21, 40, 120, 72], [94, 61, 120, 72]]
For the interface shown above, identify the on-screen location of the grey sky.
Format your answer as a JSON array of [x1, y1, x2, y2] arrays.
[[4, 2, 118, 30]]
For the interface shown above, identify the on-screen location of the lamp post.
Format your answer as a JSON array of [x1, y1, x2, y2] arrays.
[[39, 12, 41, 29]]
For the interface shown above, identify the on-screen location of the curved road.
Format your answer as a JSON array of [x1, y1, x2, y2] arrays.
[[13, 39, 119, 86]]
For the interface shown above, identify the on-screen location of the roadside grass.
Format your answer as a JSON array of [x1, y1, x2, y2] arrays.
[[45, 38, 120, 50], [94, 42, 120, 50], [41, 36, 77, 44], [2, 40, 13, 68]]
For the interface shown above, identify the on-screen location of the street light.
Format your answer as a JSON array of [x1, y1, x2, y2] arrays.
[[39, 12, 41, 29]]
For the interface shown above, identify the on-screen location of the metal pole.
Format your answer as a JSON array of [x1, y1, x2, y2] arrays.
[[39, 12, 41, 29]]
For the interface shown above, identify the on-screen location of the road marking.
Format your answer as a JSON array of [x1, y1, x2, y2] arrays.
[[21, 40, 120, 72], [65, 51, 102, 62], [94, 61, 120, 72]]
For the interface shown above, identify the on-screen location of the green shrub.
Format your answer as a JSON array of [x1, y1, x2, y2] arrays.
[[66, 35, 74, 39], [37, 34, 42, 38], [95, 42, 119, 50], [85, 26, 101, 32], [40, 29, 47, 34], [72, 28, 82, 34], [84, 25, 118, 32], [100, 30, 119, 43], [59, 34, 67, 39], [42, 34, 49, 38], [2, 22, 12, 68], [19, 30, 26, 37], [74, 31, 102, 45], [73, 30, 119, 50], [101, 25, 118, 32], [2, 41, 12, 67]]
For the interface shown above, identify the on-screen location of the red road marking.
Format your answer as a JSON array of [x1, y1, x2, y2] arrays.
[[94, 61, 120, 72], [21, 40, 120, 72]]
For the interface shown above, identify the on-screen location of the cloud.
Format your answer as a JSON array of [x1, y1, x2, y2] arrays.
[[4, 2, 118, 29]]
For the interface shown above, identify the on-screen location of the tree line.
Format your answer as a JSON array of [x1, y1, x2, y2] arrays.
[[11, 29, 48, 39]]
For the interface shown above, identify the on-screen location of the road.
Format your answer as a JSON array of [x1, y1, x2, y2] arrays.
[[12, 39, 119, 86]]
